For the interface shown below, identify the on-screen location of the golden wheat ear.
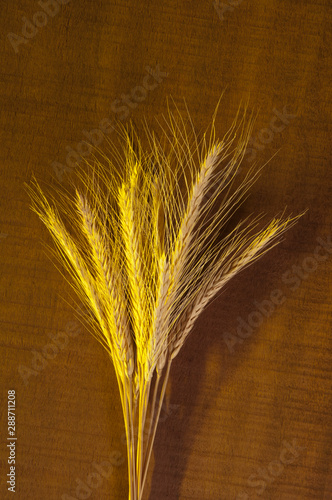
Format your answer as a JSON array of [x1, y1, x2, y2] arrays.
[[27, 100, 304, 500]]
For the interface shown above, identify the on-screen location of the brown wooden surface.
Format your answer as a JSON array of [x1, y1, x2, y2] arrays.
[[0, 1, 331, 499]]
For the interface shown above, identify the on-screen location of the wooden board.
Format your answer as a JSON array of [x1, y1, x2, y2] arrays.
[[0, 1, 331, 498]]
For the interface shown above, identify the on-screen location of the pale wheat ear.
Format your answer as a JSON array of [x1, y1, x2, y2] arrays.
[[28, 101, 303, 500]]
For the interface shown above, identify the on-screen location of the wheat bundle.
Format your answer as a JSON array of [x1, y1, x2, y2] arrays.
[[27, 100, 301, 500]]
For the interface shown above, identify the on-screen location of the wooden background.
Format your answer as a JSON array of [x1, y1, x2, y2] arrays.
[[0, 1, 331, 499]]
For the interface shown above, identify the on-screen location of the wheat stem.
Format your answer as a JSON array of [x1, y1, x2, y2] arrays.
[[141, 359, 172, 496], [145, 371, 161, 460]]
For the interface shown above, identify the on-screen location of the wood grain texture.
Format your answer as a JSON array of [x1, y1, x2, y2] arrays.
[[0, 0, 331, 499]]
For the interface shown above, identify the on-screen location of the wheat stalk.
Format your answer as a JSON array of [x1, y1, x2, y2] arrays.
[[27, 100, 303, 500]]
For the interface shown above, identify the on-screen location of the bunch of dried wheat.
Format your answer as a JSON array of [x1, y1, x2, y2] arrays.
[[27, 101, 301, 500]]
